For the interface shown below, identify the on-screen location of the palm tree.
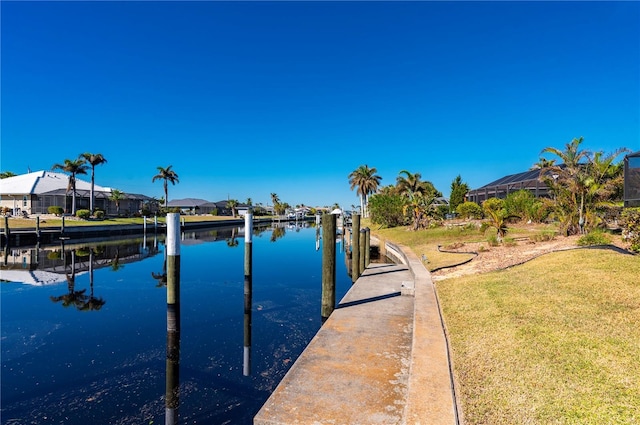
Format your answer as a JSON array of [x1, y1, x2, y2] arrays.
[[52, 158, 89, 215], [348, 165, 382, 218], [227, 199, 239, 218], [396, 170, 440, 198], [0, 171, 17, 179], [79, 153, 107, 213], [152, 166, 179, 209], [403, 191, 436, 231], [530, 157, 556, 170], [541, 138, 627, 234], [109, 189, 125, 216]]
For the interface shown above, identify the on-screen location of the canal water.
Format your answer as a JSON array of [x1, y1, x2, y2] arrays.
[[1, 222, 352, 424]]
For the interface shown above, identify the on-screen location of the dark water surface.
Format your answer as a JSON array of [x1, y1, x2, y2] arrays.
[[1, 223, 351, 424]]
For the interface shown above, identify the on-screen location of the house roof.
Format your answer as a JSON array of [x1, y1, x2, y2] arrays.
[[0, 171, 110, 195], [167, 198, 210, 207]]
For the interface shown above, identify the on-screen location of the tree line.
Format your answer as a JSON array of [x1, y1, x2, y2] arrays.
[[349, 137, 633, 238]]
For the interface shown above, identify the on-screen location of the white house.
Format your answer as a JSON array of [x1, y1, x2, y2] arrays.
[[0, 170, 155, 216]]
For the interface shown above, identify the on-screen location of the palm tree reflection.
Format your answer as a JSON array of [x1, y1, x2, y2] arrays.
[[50, 249, 89, 309]]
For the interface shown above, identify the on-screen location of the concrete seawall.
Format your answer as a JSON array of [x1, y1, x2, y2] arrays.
[[254, 240, 459, 425]]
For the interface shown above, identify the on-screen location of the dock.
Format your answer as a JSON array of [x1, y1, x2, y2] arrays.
[[254, 242, 459, 425]]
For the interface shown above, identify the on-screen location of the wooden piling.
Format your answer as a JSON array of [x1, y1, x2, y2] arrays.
[[359, 228, 366, 275], [243, 208, 253, 376], [351, 214, 361, 283], [3, 216, 9, 248], [364, 227, 371, 267], [36, 216, 41, 240], [321, 213, 337, 320], [165, 213, 181, 424]]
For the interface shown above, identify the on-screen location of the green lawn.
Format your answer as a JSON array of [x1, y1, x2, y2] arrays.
[[368, 220, 639, 424]]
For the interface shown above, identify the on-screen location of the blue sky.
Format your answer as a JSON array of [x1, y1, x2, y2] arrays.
[[2, 1, 638, 209]]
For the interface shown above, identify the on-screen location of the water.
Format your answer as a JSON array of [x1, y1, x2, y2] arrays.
[[1, 222, 351, 424]]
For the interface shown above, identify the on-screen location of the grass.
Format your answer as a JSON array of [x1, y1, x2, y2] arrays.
[[367, 219, 639, 424], [366, 218, 557, 271], [437, 249, 640, 424]]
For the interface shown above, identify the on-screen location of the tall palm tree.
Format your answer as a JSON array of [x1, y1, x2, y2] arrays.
[[270, 193, 280, 207], [348, 165, 382, 218], [152, 166, 179, 209], [52, 158, 89, 215], [79, 153, 107, 213]]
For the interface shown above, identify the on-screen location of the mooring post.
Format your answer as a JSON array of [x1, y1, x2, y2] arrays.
[[243, 208, 253, 376], [351, 214, 361, 283], [3, 216, 10, 248], [165, 213, 181, 425], [154, 215, 158, 232], [321, 213, 337, 321], [61, 216, 65, 234], [359, 228, 366, 275], [364, 227, 371, 267]]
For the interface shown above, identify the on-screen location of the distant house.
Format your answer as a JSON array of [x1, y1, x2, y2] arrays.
[[167, 198, 250, 216], [624, 151, 640, 208], [0, 170, 155, 216], [466, 168, 556, 204]]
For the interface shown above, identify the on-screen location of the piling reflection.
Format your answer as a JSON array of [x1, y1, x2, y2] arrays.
[[243, 210, 253, 376]]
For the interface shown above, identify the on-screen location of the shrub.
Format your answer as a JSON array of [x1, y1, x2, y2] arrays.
[[368, 193, 406, 228], [94, 210, 105, 219], [622, 208, 640, 252], [577, 229, 612, 246], [530, 230, 556, 242], [504, 190, 536, 221], [76, 209, 91, 219], [48, 206, 64, 216], [503, 237, 517, 247], [456, 201, 484, 220], [487, 234, 500, 246]]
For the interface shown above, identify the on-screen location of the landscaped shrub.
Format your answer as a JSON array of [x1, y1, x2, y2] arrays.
[[487, 234, 499, 246], [621, 208, 640, 252], [456, 201, 484, 220], [530, 230, 556, 242], [94, 210, 105, 219], [48, 206, 64, 216], [577, 229, 612, 246], [76, 209, 91, 219], [504, 190, 537, 222], [368, 193, 406, 228]]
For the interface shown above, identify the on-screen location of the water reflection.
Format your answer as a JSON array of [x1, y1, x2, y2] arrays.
[[0, 223, 351, 424]]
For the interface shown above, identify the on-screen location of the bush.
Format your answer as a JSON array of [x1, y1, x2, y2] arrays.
[[530, 230, 556, 242], [94, 210, 105, 219], [368, 193, 406, 228], [622, 208, 640, 252], [456, 201, 484, 220], [577, 229, 612, 246], [48, 206, 64, 216], [487, 234, 500, 246], [76, 209, 91, 219]]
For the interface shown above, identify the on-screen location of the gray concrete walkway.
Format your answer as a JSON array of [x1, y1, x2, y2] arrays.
[[254, 242, 458, 425]]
